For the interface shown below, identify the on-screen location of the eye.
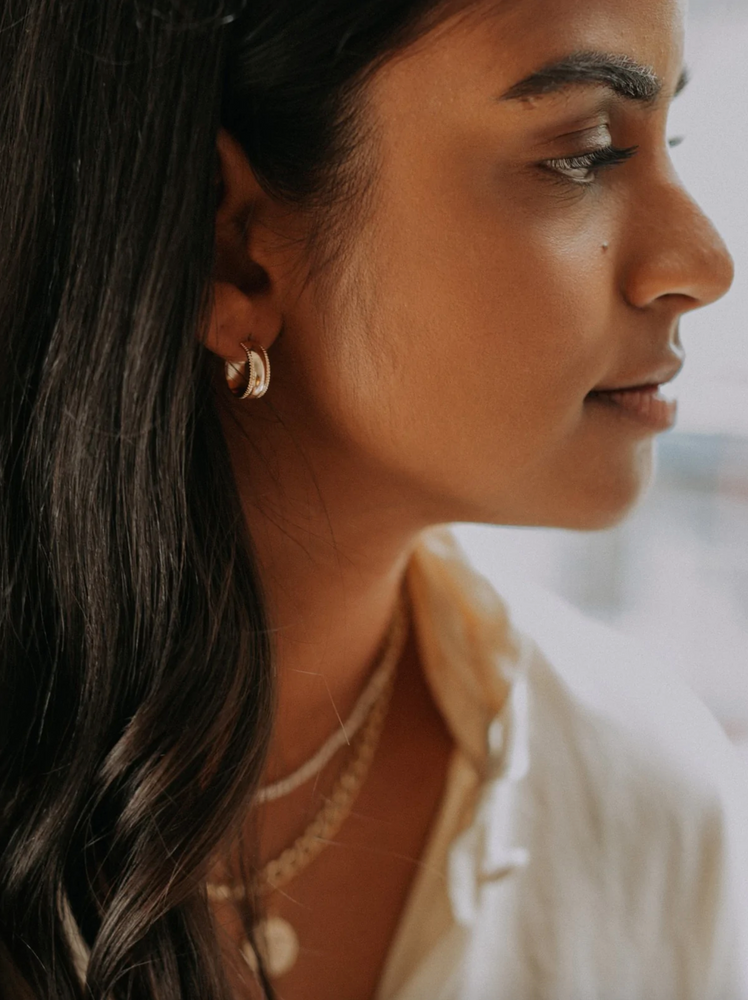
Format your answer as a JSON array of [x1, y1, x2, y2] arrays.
[[541, 144, 639, 186], [668, 135, 685, 149]]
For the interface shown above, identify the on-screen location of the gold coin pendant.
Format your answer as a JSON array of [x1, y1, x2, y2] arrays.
[[241, 916, 300, 979]]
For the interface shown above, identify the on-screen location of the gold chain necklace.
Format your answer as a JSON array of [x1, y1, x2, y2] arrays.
[[207, 593, 408, 980]]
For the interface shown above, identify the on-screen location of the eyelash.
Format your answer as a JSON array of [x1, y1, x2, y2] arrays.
[[541, 134, 685, 187], [541, 144, 639, 186]]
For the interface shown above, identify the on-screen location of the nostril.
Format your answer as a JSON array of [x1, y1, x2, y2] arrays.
[[690, 232, 735, 308], [623, 192, 735, 312]]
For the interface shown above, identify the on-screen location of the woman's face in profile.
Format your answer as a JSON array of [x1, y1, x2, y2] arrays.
[[250, 0, 734, 532]]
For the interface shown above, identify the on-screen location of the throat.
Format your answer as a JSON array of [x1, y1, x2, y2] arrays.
[[210, 629, 455, 1000]]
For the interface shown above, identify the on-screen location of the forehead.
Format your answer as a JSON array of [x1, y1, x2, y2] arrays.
[[383, 0, 686, 106], [488, 0, 684, 67]]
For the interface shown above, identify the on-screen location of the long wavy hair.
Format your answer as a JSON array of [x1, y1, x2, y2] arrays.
[[0, 0, 473, 997]]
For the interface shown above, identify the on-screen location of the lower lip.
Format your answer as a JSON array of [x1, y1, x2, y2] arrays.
[[586, 385, 678, 432]]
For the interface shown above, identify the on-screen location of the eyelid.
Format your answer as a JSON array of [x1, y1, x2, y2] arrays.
[[540, 143, 639, 185], [534, 121, 611, 150]]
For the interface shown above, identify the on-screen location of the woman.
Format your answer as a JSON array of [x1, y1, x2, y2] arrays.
[[1, 0, 746, 998]]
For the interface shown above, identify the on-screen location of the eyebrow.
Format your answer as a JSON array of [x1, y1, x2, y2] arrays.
[[499, 52, 690, 104]]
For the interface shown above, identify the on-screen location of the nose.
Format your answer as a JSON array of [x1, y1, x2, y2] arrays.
[[622, 177, 735, 314]]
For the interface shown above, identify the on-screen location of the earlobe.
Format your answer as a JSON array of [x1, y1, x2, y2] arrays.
[[203, 280, 256, 355], [203, 273, 280, 349], [203, 282, 276, 399]]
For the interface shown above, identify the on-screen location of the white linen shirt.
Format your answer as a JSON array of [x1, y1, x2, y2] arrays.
[[375, 526, 748, 1000]]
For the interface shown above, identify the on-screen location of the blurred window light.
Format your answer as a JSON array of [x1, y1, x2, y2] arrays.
[[667, 1, 748, 435]]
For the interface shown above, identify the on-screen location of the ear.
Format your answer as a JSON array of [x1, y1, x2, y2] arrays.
[[203, 129, 285, 367]]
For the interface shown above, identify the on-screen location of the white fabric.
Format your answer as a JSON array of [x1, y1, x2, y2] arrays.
[[375, 526, 748, 1000]]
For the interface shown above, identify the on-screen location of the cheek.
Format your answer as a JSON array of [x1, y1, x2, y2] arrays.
[[283, 187, 650, 530], [356, 197, 615, 471]]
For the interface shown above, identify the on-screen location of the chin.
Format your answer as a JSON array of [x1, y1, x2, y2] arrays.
[[559, 497, 643, 532], [548, 448, 656, 531], [453, 439, 657, 532], [488, 442, 656, 532]]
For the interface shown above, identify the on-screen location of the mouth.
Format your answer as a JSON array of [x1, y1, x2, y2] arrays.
[[585, 362, 683, 433]]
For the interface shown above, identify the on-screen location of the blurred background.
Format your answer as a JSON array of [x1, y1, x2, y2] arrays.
[[455, 0, 748, 760]]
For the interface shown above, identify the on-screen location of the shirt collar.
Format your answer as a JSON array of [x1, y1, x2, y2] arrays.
[[406, 526, 531, 772]]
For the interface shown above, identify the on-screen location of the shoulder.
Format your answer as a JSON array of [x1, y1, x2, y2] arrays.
[[485, 559, 748, 966], [418, 524, 747, 820], [429, 528, 748, 992], [499, 571, 747, 819]]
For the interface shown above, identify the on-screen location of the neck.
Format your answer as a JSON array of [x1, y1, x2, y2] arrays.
[[218, 401, 429, 785]]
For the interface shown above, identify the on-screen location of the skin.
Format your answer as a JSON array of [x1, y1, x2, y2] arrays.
[[204, 0, 734, 995]]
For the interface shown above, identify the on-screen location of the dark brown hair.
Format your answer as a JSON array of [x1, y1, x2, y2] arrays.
[[0, 1, 469, 997]]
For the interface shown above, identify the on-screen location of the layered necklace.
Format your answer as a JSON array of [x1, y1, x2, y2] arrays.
[[207, 593, 408, 981]]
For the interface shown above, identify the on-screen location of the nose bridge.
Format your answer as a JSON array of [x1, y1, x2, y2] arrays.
[[623, 170, 735, 311]]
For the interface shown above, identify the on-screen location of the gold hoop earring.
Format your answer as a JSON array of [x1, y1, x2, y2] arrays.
[[224, 341, 271, 400]]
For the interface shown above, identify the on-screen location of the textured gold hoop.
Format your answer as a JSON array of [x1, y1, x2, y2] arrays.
[[225, 341, 271, 400]]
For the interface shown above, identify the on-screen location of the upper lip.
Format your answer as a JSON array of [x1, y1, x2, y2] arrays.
[[590, 358, 684, 393]]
